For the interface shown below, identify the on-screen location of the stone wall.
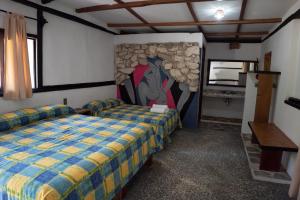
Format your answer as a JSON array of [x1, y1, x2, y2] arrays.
[[115, 42, 200, 92]]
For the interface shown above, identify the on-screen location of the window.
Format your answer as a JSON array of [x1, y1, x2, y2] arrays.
[[0, 29, 38, 90], [27, 37, 37, 88], [207, 59, 257, 87]]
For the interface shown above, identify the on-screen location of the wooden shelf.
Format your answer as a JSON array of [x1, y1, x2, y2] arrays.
[[248, 122, 298, 152], [248, 121, 298, 171], [248, 71, 281, 75]]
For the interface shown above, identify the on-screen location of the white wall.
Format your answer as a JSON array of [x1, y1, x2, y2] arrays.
[[241, 73, 258, 133], [30, 0, 117, 33], [0, 0, 115, 113], [241, 0, 300, 174], [203, 43, 261, 119], [0, 86, 116, 113], [43, 13, 114, 85], [0, 1, 37, 34], [260, 20, 300, 175], [114, 33, 203, 47], [205, 43, 261, 90], [206, 43, 261, 64]]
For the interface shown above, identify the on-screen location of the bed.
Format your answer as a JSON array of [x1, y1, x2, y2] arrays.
[[0, 105, 158, 200], [83, 99, 180, 148]]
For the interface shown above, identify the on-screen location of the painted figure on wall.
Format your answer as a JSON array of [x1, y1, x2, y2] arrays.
[[137, 57, 174, 106], [118, 56, 193, 116], [116, 42, 201, 128]]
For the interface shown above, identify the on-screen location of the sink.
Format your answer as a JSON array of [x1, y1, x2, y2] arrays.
[[203, 89, 245, 99]]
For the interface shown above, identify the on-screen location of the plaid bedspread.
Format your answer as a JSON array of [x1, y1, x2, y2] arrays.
[[97, 104, 180, 147], [0, 114, 158, 200]]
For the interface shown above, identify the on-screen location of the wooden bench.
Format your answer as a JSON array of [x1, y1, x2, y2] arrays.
[[248, 122, 298, 171]]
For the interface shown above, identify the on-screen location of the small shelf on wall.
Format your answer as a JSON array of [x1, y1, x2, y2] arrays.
[[285, 97, 300, 110], [248, 71, 281, 75]]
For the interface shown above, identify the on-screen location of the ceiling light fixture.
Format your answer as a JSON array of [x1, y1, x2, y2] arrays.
[[215, 9, 225, 20]]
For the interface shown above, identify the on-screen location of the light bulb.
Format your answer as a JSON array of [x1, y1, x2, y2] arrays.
[[215, 9, 225, 20]]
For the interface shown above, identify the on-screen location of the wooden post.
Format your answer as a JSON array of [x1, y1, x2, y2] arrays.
[[264, 52, 272, 71], [254, 74, 274, 123]]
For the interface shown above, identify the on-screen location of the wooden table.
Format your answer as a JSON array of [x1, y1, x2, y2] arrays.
[[248, 122, 298, 171]]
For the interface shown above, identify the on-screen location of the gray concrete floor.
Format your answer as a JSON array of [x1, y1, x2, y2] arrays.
[[124, 123, 290, 200]]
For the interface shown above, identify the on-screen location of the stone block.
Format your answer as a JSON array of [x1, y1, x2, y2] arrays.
[[119, 68, 135, 74], [185, 46, 199, 57], [164, 63, 173, 69], [181, 68, 189, 74], [138, 58, 148, 65], [187, 63, 199, 69], [187, 73, 199, 80], [174, 55, 184, 62]]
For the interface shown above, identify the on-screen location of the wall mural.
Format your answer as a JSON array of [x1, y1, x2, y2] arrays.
[[115, 43, 201, 128]]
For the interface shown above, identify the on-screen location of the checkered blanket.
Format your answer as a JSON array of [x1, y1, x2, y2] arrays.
[[0, 114, 158, 200], [96, 104, 180, 147]]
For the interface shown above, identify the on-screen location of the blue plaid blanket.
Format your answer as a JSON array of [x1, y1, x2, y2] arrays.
[[0, 114, 158, 200]]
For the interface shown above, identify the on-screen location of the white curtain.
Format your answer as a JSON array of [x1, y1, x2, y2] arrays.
[[3, 13, 32, 100]]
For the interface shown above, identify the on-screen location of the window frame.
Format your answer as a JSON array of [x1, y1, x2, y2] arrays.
[[207, 59, 259, 88], [0, 29, 38, 93]]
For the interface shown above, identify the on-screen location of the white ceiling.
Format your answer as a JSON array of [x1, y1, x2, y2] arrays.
[[57, 0, 297, 39]]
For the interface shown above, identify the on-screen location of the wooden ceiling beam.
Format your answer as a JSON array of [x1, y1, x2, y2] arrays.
[[76, 0, 217, 13], [206, 31, 268, 37], [114, 0, 160, 33], [107, 18, 282, 28], [236, 0, 248, 38], [186, 1, 204, 33], [41, 0, 55, 4], [207, 37, 262, 43]]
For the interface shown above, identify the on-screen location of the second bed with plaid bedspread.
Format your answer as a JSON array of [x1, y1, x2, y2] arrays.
[[97, 104, 180, 148], [0, 114, 158, 200]]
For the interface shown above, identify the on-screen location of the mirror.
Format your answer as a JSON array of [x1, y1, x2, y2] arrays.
[[207, 59, 258, 87]]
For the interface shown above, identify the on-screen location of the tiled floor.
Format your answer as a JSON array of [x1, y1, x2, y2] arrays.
[[241, 133, 291, 184], [124, 123, 290, 200]]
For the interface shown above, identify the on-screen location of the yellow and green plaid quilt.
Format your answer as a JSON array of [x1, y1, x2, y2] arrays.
[[0, 114, 158, 200], [95, 104, 180, 147]]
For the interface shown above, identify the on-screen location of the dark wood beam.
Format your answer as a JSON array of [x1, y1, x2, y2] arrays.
[[186, 1, 204, 33], [107, 18, 282, 28], [114, 0, 160, 33], [236, 0, 248, 38], [41, 0, 55, 4], [206, 31, 268, 37], [76, 0, 217, 13], [207, 37, 262, 43]]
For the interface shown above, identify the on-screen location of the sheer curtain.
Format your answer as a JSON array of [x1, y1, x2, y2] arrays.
[[3, 13, 32, 100], [0, 31, 3, 89], [289, 152, 300, 200]]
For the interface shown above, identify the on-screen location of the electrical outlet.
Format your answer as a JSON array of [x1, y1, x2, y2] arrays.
[[63, 98, 68, 105]]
